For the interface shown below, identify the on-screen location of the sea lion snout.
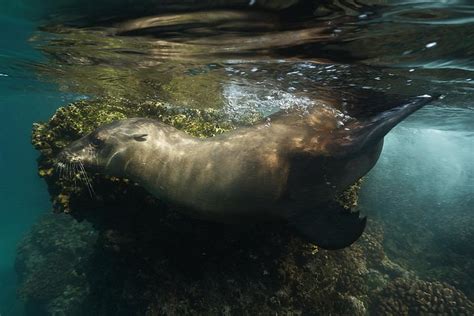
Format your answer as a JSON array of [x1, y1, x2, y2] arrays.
[[57, 118, 158, 176], [60, 138, 86, 156]]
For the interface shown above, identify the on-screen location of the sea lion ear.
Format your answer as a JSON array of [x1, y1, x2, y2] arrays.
[[132, 134, 148, 142]]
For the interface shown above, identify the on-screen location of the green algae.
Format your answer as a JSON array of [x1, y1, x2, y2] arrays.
[[336, 179, 363, 210]]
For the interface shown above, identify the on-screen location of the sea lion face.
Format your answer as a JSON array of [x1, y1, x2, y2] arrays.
[[57, 119, 149, 176]]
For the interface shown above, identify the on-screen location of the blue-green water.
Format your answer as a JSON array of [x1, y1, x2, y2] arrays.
[[1, 0, 473, 314], [0, 14, 71, 315]]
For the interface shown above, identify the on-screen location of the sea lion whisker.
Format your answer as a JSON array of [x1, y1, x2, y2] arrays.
[[61, 160, 68, 179], [75, 163, 84, 194], [59, 161, 65, 179], [77, 164, 86, 191], [82, 162, 93, 187], [79, 161, 95, 197], [65, 162, 70, 179], [68, 162, 73, 180], [55, 160, 63, 179], [77, 162, 86, 186], [69, 162, 75, 180], [73, 162, 78, 179], [67, 162, 77, 190], [69, 162, 73, 180]]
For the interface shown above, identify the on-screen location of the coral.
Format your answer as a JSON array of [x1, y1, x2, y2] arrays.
[[18, 209, 392, 315], [371, 277, 474, 315], [15, 213, 98, 315]]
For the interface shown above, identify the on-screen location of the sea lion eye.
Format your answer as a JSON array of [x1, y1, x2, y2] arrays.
[[91, 136, 104, 147]]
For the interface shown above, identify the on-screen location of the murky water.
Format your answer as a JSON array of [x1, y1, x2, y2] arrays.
[[1, 0, 473, 315]]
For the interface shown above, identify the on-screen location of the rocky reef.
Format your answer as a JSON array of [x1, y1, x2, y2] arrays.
[[371, 277, 474, 315], [17, 211, 395, 315], [16, 214, 98, 315], [18, 208, 474, 315], [21, 97, 474, 315]]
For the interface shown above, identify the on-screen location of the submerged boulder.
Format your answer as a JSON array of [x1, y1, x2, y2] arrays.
[[371, 277, 474, 315], [17, 211, 395, 315], [15, 213, 98, 315]]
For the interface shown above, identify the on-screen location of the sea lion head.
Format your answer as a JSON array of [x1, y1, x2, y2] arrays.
[[57, 118, 150, 176]]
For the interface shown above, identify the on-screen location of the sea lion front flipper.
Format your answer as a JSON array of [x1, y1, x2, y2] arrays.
[[289, 202, 367, 250]]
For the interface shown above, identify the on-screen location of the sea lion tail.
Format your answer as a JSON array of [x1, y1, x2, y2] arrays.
[[331, 94, 439, 155]]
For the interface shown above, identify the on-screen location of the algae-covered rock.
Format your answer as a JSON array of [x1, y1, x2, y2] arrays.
[[18, 207, 474, 315], [17, 209, 394, 315], [15, 213, 98, 315], [371, 277, 474, 315]]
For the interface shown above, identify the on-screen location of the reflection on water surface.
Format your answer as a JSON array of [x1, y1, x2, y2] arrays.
[[27, 1, 472, 114]]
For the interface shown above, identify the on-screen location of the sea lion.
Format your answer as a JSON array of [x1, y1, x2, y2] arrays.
[[57, 92, 436, 249]]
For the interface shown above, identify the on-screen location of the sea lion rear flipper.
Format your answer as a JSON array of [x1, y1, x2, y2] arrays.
[[289, 202, 366, 250], [328, 94, 440, 156]]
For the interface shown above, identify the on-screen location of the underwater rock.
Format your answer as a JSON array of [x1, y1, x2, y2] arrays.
[[371, 277, 474, 315], [18, 196, 473, 315], [15, 213, 98, 315], [17, 211, 396, 315], [363, 166, 474, 300]]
